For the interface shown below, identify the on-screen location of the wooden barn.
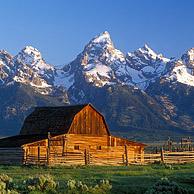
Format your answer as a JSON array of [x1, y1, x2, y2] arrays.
[[0, 104, 145, 166]]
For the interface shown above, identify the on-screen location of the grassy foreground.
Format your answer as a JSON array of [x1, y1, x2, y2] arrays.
[[0, 163, 194, 194]]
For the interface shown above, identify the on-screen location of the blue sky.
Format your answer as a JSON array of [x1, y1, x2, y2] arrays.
[[0, 0, 194, 65]]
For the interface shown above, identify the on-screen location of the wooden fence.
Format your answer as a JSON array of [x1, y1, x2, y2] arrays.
[[23, 146, 194, 166], [1, 147, 194, 166], [144, 151, 194, 164]]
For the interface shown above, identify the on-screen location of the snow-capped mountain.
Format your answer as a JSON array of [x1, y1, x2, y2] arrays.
[[1, 31, 194, 139], [59, 31, 171, 93], [125, 44, 170, 89], [0, 46, 58, 95], [58, 31, 125, 89], [0, 50, 13, 84], [13, 46, 56, 89], [1, 31, 193, 95], [165, 48, 194, 86], [145, 47, 194, 131], [14, 46, 55, 85]]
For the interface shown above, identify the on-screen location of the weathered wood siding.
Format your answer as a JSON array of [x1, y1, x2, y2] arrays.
[[0, 148, 24, 165], [22, 134, 144, 166], [68, 105, 109, 135]]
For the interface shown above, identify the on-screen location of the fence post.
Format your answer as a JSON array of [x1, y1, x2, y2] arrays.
[[140, 148, 144, 163], [23, 148, 29, 165], [122, 154, 125, 164], [62, 136, 65, 156], [88, 149, 90, 165], [155, 147, 158, 154], [161, 147, 164, 163], [109, 136, 112, 147], [167, 137, 172, 152], [22, 148, 26, 165], [47, 132, 51, 166], [84, 149, 88, 165], [114, 137, 117, 147], [38, 145, 40, 164], [124, 145, 128, 166], [181, 138, 183, 151]]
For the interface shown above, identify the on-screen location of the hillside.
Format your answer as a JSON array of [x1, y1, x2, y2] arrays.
[[0, 82, 68, 135]]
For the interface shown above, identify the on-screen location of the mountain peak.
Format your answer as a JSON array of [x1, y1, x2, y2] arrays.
[[143, 43, 151, 50], [181, 48, 194, 65], [14, 45, 53, 71], [22, 45, 39, 52], [0, 49, 10, 55], [101, 30, 111, 37], [137, 44, 158, 59], [0, 50, 12, 63], [13, 45, 44, 69], [91, 31, 112, 45], [19, 46, 42, 62]]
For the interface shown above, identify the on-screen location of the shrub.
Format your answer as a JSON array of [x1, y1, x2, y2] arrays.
[[89, 179, 112, 194], [66, 179, 88, 193], [0, 174, 18, 194], [164, 164, 174, 170], [145, 178, 188, 194], [24, 174, 57, 193], [66, 179, 112, 194]]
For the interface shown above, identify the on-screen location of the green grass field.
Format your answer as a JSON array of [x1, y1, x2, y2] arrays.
[[0, 163, 194, 194]]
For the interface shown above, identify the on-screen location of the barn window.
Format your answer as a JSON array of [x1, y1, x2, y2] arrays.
[[97, 145, 102, 150], [74, 145, 79, 150]]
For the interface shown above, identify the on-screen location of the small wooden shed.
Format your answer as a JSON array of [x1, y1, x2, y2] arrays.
[[0, 104, 145, 165]]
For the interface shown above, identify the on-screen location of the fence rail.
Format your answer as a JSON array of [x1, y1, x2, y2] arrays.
[[23, 149, 194, 166], [143, 151, 194, 164], [2, 146, 193, 166]]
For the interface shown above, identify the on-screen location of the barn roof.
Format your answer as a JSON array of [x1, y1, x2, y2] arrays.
[[20, 104, 89, 135], [0, 134, 48, 147]]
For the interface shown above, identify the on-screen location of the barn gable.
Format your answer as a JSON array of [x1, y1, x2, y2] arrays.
[[68, 104, 110, 136], [20, 104, 110, 136]]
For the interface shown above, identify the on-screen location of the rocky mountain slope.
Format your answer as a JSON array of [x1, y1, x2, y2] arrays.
[[63, 31, 170, 92], [0, 31, 194, 141], [147, 48, 194, 132]]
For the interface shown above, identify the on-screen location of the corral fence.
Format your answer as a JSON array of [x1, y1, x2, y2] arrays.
[[143, 150, 194, 164], [1, 147, 194, 166], [24, 145, 142, 166], [24, 146, 194, 166]]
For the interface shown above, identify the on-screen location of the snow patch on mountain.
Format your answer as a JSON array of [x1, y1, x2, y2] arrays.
[[166, 48, 194, 87], [92, 31, 111, 44], [121, 44, 170, 89], [14, 46, 54, 74], [54, 69, 74, 89], [181, 48, 194, 64], [169, 64, 194, 87], [84, 64, 112, 86], [13, 74, 51, 88], [0, 50, 14, 85]]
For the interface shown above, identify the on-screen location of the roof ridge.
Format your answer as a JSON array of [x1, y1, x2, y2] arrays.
[[34, 104, 89, 110]]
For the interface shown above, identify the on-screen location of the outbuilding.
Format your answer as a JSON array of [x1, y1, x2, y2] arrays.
[[0, 104, 145, 165]]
